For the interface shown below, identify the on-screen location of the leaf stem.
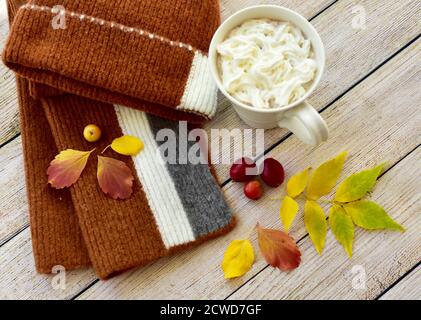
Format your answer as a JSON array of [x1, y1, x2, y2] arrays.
[[101, 144, 111, 154]]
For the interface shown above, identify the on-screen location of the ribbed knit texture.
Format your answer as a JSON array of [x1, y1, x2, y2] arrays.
[[5, 0, 235, 279], [3, 0, 220, 123], [9, 1, 91, 273]]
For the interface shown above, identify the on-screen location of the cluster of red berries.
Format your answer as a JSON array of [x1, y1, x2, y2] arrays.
[[230, 157, 285, 200]]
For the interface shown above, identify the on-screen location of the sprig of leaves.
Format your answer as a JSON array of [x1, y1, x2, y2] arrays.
[[221, 152, 405, 279], [280, 152, 405, 257], [47, 135, 143, 200]]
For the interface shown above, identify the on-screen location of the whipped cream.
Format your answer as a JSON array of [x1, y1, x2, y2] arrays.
[[217, 19, 317, 109]]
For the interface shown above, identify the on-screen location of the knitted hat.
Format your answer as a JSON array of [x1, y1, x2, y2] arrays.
[[3, 0, 220, 122], [4, 0, 236, 279]]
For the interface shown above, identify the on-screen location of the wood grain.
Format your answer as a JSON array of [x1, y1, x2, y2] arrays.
[[0, 0, 19, 146], [0, 0, 419, 300], [229, 149, 421, 299], [0, 228, 96, 300], [206, 0, 421, 181], [75, 40, 421, 299], [0, 137, 27, 245], [379, 265, 421, 300], [219, 0, 334, 20], [0, 0, 334, 258]]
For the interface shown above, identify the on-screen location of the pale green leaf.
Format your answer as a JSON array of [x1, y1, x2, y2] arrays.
[[329, 205, 354, 258], [304, 200, 327, 255], [335, 163, 385, 202], [307, 152, 347, 200], [344, 200, 404, 231]]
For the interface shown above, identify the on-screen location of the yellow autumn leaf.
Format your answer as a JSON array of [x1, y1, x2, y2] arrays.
[[111, 135, 144, 156], [280, 196, 299, 232], [334, 163, 385, 202], [344, 200, 405, 231], [306, 152, 347, 200], [329, 205, 354, 258], [286, 167, 310, 198], [221, 239, 254, 279], [304, 200, 327, 255], [47, 149, 94, 189]]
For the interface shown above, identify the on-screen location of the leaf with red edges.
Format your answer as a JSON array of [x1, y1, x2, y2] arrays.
[[47, 149, 94, 189], [257, 224, 301, 271], [97, 156, 134, 199]]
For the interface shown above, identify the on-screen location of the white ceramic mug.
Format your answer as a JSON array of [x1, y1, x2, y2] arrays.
[[209, 5, 329, 146]]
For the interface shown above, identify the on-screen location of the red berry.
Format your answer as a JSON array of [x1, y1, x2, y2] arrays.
[[244, 180, 263, 200], [230, 157, 257, 182], [261, 158, 285, 188]]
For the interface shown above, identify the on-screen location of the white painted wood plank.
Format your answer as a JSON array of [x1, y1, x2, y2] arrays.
[[0, 0, 19, 145], [379, 266, 421, 300], [76, 40, 421, 299], [0, 228, 96, 300], [219, 0, 333, 20], [0, 137, 27, 245], [206, 0, 421, 180], [0, 0, 419, 300], [229, 149, 421, 300]]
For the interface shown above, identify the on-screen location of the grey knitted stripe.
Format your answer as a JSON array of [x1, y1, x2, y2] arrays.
[[147, 114, 233, 238]]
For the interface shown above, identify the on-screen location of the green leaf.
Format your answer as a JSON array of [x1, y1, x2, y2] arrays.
[[280, 196, 299, 232], [329, 205, 354, 258], [344, 200, 404, 231], [286, 167, 310, 198], [307, 152, 347, 200], [304, 200, 327, 255], [335, 164, 385, 202]]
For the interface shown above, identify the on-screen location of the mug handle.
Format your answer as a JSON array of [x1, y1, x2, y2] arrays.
[[278, 101, 329, 146]]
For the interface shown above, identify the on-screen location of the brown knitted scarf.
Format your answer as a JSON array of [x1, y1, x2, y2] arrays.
[[3, 0, 235, 279]]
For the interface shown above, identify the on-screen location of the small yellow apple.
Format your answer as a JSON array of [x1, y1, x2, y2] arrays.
[[83, 124, 102, 142]]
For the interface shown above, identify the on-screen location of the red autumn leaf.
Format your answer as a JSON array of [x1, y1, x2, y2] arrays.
[[257, 224, 301, 271], [47, 149, 94, 189], [97, 156, 134, 199]]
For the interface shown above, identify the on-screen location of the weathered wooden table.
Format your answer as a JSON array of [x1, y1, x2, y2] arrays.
[[0, 0, 420, 300]]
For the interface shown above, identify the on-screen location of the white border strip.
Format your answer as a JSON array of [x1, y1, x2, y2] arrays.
[[114, 105, 195, 248], [177, 51, 218, 117]]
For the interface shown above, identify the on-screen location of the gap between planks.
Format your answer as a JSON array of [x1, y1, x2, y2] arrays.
[[0, 0, 418, 300], [74, 39, 421, 299]]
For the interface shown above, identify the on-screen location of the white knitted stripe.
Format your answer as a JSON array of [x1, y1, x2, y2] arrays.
[[114, 105, 195, 248], [177, 51, 218, 118]]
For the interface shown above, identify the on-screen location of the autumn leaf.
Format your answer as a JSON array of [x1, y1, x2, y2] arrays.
[[280, 196, 299, 232], [306, 152, 347, 200], [47, 149, 94, 189], [344, 200, 404, 231], [111, 135, 144, 156], [286, 167, 310, 198], [221, 239, 254, 279], [334, 163, 385, 202], [97, 156, 134, 199], [329, 205, 354, 258], [304, 200, 327, 255], [257, 224, 301, 271]]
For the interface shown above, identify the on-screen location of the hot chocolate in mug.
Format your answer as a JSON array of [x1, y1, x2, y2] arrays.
[[209, 5, 329, 146]]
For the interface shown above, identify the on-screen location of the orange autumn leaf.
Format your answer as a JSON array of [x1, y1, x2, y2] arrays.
[[97, 156, 134, 199], [257, 224, 301, 271], [47, 149, 94, 189]]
